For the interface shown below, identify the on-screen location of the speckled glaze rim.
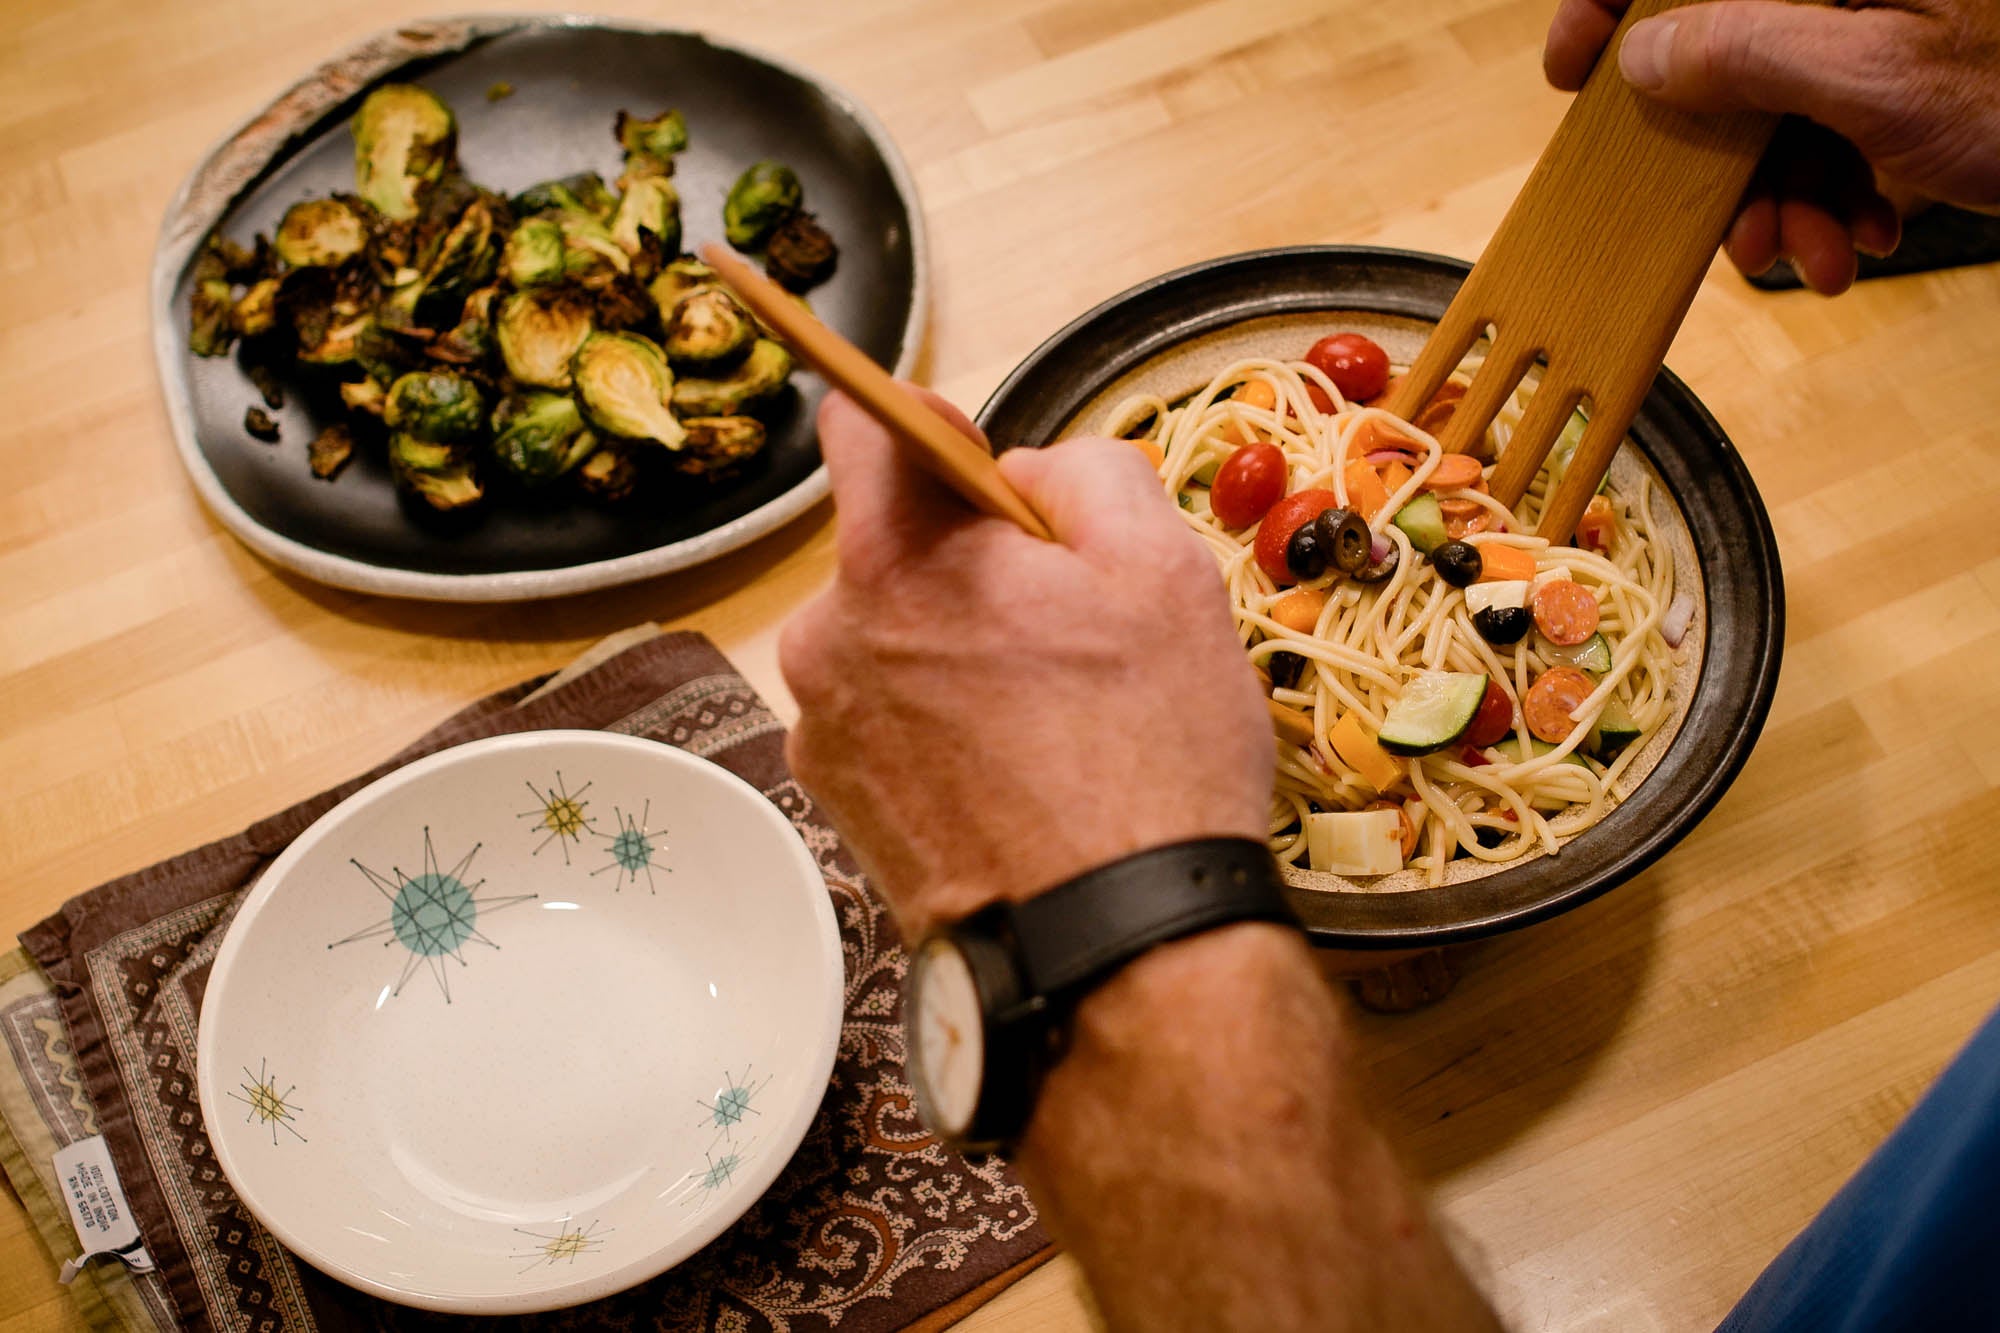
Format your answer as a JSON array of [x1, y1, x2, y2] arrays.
[[149, 13, 928, 603], [977, 245, 1785, 949]]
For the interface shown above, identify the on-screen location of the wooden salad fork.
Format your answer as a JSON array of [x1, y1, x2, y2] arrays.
[[1384, 0, 1814, 541]]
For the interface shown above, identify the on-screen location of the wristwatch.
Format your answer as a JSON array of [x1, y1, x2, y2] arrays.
[[903, 836, 1299, 1153]]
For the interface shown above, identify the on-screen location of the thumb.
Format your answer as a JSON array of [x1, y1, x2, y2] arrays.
[[1618, 3, 1913, 149]]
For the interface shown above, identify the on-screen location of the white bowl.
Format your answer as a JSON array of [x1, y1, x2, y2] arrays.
[[197, 731, 844, 1313]]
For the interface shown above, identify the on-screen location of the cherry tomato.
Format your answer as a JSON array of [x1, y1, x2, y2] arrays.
[[1463, 679, 1515, 748], [1306, 333, 1391, 403], [1210, 443, 1287, 528], [1253, 488, 1340, 584]]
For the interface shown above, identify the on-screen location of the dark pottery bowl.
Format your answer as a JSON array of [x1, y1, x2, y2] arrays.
[[978, 246, 1782, 949]]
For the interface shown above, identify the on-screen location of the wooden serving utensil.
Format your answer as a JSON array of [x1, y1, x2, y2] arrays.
[[1383, 0, 1808, 541], [697, 243, 1054, 539], [701, 243, 1317, 743]]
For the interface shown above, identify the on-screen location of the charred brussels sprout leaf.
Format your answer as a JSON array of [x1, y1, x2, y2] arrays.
[[497, 290, 594, 389], [309, 422, 356, 479], [189, 260, 236, 357], [389, 431, 483, 511], [274, 198, 368, 268], [616, 109, 688, 159], [384, 370, 487, 443], [577, 440, 639, 502], [764, 212, 838, 291], [244, 407, 280, 442], [672, 339, 793, 417], [430, 285, 497, 364], [501, 217, 564, 287], [722, 161, 802, 248], [610, 177, 680, 259], [557, 210, 631, 284], [571, 331, 685, 449], [511, 172, 615, 220], [490, 392, 595, 484], [352, 85, 456, 221], [663, 288, 754, 368], [674, 416, 767, 476], [341, 379, 388, 416], [232, 277, 282, 338]]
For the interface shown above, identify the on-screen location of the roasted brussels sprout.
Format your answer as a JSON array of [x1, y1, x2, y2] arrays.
[[610, 177, 680, 258], [232, 277, 282, 338], [282, 262, 380, 365], [764, 211, 838, 291], [557, 210, 631, 284], [587, 275, 654, 333], [616, 108, 688, 159], [571, 331, 685, 449], [352, 85, 456, 221], [309, 422, 356, 479], [723, 161, 802, 248], [646, 258, 718, 318], [663, 288, 754, 368], [384, 370, 487, 443], [274, 198, 368, 268], [577, 440, 639, 502], [672, 339, 793, 417], [511, 172, 615, 220], [672, 415, 767, 476], [489, 392, 596, 484], [417, 197, 500, 309], [497, 290, 594, 389], [297, 313, 371, 366], [188, 247, 236, 358], [501, 216, 564, 287]]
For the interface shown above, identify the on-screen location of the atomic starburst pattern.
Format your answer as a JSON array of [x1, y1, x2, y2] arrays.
[[517, 772, 596, 864], [589, 801, 670, 894], [510, 1216, 611, 1273], [228, 1058, 305, 1145], [328, 829, 536, 1002]]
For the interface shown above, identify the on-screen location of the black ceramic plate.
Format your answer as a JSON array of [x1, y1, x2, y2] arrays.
[[152, 16, 924, 601], [978, 246, 1783, 949]]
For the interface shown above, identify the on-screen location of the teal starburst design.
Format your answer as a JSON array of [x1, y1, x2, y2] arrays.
[[590, 801, 669, 894], [328, 829, 536, 1002], [698, 1148, 742, 1192], [517, 771, 597, 864], [695, 1066, 770, 1142]]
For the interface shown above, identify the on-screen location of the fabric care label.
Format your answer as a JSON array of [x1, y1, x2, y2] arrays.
[[53, 1135, 156, 1282]]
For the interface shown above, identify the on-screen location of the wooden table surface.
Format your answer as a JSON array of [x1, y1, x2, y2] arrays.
[[5, 0, 1998, 1328]]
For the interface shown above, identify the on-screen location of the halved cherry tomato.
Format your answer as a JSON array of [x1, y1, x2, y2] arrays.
[[1253, 488, 1340, 584], [1523, 667, 1594, 742], [1576, 494, 1617, 553], [1211, 442, 1287, 528], [1463, 679, 1515, 748], [1306, 333, 1391, 402], [1531, 579, 1602, 646]]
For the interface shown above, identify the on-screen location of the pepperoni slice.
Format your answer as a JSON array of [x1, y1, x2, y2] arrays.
[[1523, 667, 1595, 742], [1423, 454, 1485, 491], [1531, 579, 1602, 646]]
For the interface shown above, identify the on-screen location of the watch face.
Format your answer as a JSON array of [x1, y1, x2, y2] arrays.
[[910, 937, 984, 1137]]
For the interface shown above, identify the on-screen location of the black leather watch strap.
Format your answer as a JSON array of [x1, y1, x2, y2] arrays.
[[999, 837, 1298, 1004]]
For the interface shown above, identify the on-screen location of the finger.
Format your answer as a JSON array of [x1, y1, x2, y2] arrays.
[[996, 437, 1188, 565], [1778, 198, 1859, 295], [1851, 193, 1901, 259], [815, 387, 995, 582], [1616, 3, 1915, 149], [1544, 0, 1631, 92], [1726, 194, 1781, 277]]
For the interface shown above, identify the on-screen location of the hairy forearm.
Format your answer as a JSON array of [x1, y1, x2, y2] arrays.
[[1016, 924, 1501, 1332]]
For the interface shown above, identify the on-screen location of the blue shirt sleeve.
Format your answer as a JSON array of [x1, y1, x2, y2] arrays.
[[1717, 1003, 2000, 1332]]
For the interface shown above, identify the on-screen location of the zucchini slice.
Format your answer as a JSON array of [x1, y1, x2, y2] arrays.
[[1587, 698, 1642, 758], [1391, 493, 1448, 554], [1538, 631, 1612, 674], [1377, 671, 1487, 755]]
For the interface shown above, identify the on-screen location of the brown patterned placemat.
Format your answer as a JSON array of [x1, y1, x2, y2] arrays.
[[12, 629, 1049, 1331]]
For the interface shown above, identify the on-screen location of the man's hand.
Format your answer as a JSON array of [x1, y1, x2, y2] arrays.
[[1545, 0, 2000, 294], [780, 389, 1270, 938]]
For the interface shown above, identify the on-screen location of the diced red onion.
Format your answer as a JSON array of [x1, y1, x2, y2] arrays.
[[1366, 449, 1417, 463], [1370, 534, 1392, 564], [1661, 591, 1696, 648]]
